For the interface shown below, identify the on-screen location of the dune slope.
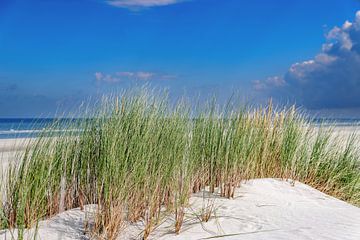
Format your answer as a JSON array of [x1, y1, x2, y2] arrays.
[[1, 178, 359, 240]]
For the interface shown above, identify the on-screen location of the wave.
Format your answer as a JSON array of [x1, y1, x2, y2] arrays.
[[0, 129, 82, 135]]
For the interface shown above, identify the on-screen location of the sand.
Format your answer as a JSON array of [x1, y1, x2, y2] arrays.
[[0, 138, 32, 183], [0, 179, 359, 240], [0, 138, 35, 153]]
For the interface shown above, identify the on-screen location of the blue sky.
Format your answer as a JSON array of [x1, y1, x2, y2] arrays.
[[0, 0, 360, 117]]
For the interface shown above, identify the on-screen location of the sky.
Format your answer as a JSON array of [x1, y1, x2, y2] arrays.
[[0, 0, 360, 117]]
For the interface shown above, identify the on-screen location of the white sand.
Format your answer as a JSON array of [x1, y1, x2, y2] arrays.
[[0, 138, 35, 153], [0, 138, 32, 185], [1, 179, 359, 240]]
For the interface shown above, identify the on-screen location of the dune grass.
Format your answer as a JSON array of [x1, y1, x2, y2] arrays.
[[0, 88, 359, 239]]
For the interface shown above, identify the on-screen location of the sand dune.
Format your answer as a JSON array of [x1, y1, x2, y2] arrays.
[[0, 129, 359, 239], [1, 179, 359, 240]]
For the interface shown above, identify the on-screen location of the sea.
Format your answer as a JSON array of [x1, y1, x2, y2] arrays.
[[0, 118, 360, 139], [0, 118, 79, 139]]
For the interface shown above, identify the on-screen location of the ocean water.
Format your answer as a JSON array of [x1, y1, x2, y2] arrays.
[[312, 118, 360, 126], [0, 118, 77, 139], [0, 118, 360, 139]]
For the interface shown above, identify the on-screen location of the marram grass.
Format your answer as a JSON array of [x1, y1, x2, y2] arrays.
[[0, 88, 359, 239]]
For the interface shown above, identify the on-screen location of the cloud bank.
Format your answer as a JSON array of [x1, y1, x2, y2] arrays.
[[106, 0, 183, 8], [255, 11, 360, 109], [0, 83, 18, 92]]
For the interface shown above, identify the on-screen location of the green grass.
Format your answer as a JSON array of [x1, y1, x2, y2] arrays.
[[1, 87, 359, 239]]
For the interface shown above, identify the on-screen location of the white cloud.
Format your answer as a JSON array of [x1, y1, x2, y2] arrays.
[[106, 0, 183, 8], [326, 26, 353, 50], [95, 72, 104, 81], [356, 10, 360, 24], [116, 71, 154, 80], [265, 76, 285, 87], [95, 72, 122, 83], [254, 10, 360, 109], [117, 71, 135, 77], [343, 20, 352, 30], [252, 76, 285, 91], [252, 80, 266, 91], [95, 71, 175, 83]]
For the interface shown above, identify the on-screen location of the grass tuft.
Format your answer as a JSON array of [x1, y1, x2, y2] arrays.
[[1, 87, 359, 239]]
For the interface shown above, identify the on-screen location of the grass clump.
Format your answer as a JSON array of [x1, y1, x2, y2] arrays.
[[0, 87, 359, 239]]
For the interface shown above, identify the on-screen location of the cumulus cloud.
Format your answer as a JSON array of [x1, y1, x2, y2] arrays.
[[106, 0, 183, 8], [253, 76, 285, 91], [95, 71, 175, 83], [95, 72, 122, 83], [255, 10, 360, 109]]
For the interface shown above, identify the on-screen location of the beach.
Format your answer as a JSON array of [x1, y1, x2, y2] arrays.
[[0, 126, 360, 240], [3, 1, 360, 239], [0, 138, 34, 175]]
